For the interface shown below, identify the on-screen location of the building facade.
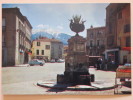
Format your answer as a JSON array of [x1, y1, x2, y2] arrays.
[[51, 39, 63, 60], [116, 3, 131, 64], [86, 26, 106, 56], [31, 37, 63, 61], [2, 8, 32, 66], [31, 37, 51, 61], [105, 3, 130, 64]]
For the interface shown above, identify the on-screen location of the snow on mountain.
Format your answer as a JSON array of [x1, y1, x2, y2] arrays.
[[31, 32, 72, 45]]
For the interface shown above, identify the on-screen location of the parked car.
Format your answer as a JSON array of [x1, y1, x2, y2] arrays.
[[50, 59, 55, 63], [28, 59, 45, 66], [57, 59, 65, 63]]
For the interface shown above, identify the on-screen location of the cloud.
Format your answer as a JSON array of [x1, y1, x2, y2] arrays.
[[32, 27, 60, 35], [36, 24, 49, 29], [57, 25, 63, 30], [33, 24, 65, 35]]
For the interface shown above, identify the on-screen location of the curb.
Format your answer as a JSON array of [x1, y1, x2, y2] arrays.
[[37, 82, 115, 91]]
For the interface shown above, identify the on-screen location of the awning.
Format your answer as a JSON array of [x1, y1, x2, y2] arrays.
[[122, 47, 131, 51]]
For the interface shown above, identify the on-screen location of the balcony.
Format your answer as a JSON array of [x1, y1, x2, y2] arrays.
[[86, 45, 96, 49], [100, 45, 105, 49]]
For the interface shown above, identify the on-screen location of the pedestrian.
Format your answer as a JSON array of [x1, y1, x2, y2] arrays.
[[99, 58, 102, 70], [104, 59, 108, 70], [96, 59, 100, 70]]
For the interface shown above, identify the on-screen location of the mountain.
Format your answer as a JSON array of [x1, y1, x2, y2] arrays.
[[31, 32, 72, 45]]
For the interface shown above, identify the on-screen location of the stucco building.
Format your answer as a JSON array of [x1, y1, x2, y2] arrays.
[[31, 37, 51, 61], [105, 3, 130, 64], [116, 3, 131, 64], [31, 37, 63, 61], [2, 8, 32, 66], [51, 38, 63, 60], [86, 26, 106, 56]]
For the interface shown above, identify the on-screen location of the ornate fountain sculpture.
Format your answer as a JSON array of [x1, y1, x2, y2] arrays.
[[57, 15, 92, 85], [69, 15, 86, 36]]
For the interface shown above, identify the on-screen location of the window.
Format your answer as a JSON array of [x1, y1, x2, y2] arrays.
[[89, 51, 92, 55], [2, 18, 6, 32], [107, 36, 114, 46], [97, 40, 100, 46], [90, 40, 93, 47], [2, 35, 6, 47], [118, 12, 122, 19], [19, 22, 21, 29], [97, 52, 99, 56], [2, 35, 5, 42], [19, 35, 21, 45], [90, 33, 93, 38], [22, 37, 24, 46], [37, 42, 40, 46], [42, 50, 44, 55], [46, 45, 50, 49], [97, 32, 99, 37], [36, 50, 39, 55], [109, 23, 112, 33], [126, 37, 130, 47], [124, 24, 130, 33]]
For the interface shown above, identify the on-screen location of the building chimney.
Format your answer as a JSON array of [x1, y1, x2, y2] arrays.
[[90, 25, 93, 28]]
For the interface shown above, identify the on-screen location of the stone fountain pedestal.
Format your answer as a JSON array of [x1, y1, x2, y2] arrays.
[[57, 34, 92, 85]]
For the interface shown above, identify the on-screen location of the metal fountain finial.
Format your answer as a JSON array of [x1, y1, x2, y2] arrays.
[[69, 15, 86, 35]]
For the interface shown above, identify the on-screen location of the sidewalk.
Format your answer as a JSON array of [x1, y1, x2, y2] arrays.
[[15, 64, 29, 67]]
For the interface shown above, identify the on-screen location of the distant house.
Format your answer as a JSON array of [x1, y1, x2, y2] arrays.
[[2, 8, 32, 66], [31, 37, 63, 61], [86, 26, 106, 56], [31, 37, 51, 61], [51, 38, 63, 60]]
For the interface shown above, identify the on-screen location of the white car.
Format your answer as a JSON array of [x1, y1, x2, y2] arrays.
[[28, 59, 45, 66], [50, 59, 55, 63], [57, 59, 65, 63]]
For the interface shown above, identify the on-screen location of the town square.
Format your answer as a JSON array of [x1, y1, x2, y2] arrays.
[[2, 3, 131, 95]]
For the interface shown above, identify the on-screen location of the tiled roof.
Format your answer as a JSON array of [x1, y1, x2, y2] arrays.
[[64, 46, 68, 49], [33, 37, 61, 43], [50, 38, 61, 42]]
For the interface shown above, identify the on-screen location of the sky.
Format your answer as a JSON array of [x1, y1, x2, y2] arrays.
[[2, 3, 109, 37]]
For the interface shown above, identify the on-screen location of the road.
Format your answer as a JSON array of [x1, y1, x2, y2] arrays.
[[2, 62, 118, 95], [2, 63, 65, 84]]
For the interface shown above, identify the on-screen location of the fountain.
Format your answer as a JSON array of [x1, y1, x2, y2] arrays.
[[57, 15, 93, 85]]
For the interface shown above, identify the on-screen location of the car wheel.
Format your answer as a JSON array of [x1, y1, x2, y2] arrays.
[[90, 74, 95, 82], [40, 64, 43, 66], [30, 64, 33, 66]]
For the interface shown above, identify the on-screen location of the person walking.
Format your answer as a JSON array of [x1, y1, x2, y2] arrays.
[[96, 59, 100, 70], [98, 58, 102, 70], [104, 59, 108, 70]]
